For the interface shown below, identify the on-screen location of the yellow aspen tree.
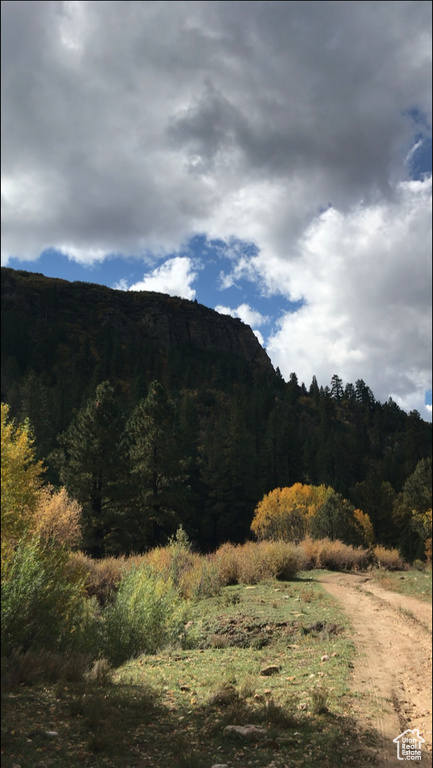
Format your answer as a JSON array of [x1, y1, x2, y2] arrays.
[[1, 403, 44, 562], [353, 508, 375, 546], [251, 483, 332, 542]]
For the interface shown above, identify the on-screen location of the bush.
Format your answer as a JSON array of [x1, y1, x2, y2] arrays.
[[102, 563, 189, 666], [1, 537, 97, 656], [260, 540, 307, 580], [176, 555, 221, 599], [212, 543, 240, 586], [234, 541, 268, 584], [227, 540, 305, 584], [34, 486, 82, 548], [373, 545, 406, 570], [144, 528, 220, 599], [68, 552, 128, 605], [300, 537, 370, 571]]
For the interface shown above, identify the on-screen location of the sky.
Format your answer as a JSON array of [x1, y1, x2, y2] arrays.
[[1, 1, 432, 420]]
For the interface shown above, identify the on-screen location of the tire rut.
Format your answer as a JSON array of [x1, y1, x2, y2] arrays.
[[318, 572, 432, 767]]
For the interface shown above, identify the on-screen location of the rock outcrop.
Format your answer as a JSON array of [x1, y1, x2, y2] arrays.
[[1, 267, 274, 373]]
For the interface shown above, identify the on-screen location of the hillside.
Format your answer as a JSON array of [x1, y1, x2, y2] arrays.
[[1, 267, 431, 554], [1, 266, 273, 390]]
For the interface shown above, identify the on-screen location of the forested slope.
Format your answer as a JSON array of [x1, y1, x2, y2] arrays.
[[1, 267, 431, 555]]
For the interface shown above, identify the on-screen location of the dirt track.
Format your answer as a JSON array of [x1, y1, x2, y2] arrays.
[[318, 573, 432, 767]]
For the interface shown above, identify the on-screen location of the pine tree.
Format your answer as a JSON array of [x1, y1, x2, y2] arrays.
[[394, 457, 432, 560], [201, 394, 257, 548], [330, 374, 344, 401], [55, 381, 128, 557], [352, 474, 396, 545], [127, 381, 189, 548], [310, 491, 367, 546]]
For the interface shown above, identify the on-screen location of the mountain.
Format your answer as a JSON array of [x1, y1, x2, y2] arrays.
[[1, 266, 431, 555], [1, 266, 275, 438], [1, 266, 273, 382]]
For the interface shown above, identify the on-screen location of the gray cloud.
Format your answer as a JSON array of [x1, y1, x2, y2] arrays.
[[1, 1, 431, 414]]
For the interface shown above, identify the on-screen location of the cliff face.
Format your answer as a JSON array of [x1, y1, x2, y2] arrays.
[[1, 267, 274, 374]]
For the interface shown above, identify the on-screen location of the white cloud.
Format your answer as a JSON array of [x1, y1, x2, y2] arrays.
[[1, 1, 431, 416], [215, 303, 268, 328], [215, 302, 267, 346], [118, 256, 198, 300], [265, 178, 432, 414], [252, 329, 265, 347], [112, 278, 129, 292], [2, 1, 431, 266]]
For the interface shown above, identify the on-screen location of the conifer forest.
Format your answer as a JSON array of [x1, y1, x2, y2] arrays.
[[2, 267, 431, 560]]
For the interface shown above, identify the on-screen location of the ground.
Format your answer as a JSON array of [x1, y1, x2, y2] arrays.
[[319, 572, 432, 766], [2, 570, 432, 768]]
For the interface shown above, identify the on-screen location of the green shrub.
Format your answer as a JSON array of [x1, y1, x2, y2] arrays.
[[145, 543, 220, 599], [1, 537, 97, 657], [102, 563, 189, 666]]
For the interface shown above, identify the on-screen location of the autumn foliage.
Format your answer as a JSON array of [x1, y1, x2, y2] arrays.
[[1, 403, 83, 563], [251, 483, 331, 542], [251, 482, 374, 548], [1, 403, 44, 559]]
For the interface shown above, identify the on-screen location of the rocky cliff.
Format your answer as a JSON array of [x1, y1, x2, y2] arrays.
[[1, 267, 274, 375]]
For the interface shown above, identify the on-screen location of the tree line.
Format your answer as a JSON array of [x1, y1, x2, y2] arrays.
[[24, 376, 429, 561]]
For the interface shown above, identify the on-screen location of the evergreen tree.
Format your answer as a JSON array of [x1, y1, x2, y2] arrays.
[[343, 382, 356, 404], [310, 491, 367, 546], [175, 390, 206, 542], [330, 374, 344, 401], [54, 381, 128, 557], [201, 394, 257, 548], [352, 474, 396, 545], [394, 457, 432, 560], [127, 381, 189, 548], [309, 376, 320, 404]]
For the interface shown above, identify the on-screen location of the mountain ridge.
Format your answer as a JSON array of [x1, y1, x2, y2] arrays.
[[1, 266, 274, 375]]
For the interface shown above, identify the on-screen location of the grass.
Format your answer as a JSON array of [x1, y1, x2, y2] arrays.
[[1, 573, 386, 768], [370, 567, 432, 602]]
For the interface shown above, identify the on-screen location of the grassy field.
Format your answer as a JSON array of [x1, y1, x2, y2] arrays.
[[1, 573, 387, 768], [370, 567, 432, 601]]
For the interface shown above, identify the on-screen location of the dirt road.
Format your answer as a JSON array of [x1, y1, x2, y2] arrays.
[[318, 572, 432, 766]]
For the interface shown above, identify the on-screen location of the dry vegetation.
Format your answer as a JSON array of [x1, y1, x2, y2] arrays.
[[67, 536, 409, 607]]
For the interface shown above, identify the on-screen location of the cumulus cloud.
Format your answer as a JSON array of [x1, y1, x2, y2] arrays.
[[1, 1, 431, 415], [214, 302, 268, 345], [115, 257, 198, 300], [2, 1, 431, 264], [266, 178, 432, 417], [215, 303, 268, 328]]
